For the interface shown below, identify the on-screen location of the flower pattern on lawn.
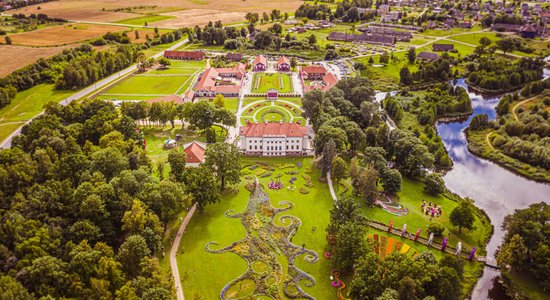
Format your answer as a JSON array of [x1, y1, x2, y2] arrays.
[[206, 178, 319, 299]]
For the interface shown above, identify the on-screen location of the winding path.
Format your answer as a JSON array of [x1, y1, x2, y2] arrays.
[[485, 131, 495, 151], [511, 95, 537, 122], [170, 203, 197, 300]]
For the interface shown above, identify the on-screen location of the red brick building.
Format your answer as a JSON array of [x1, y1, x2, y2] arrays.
[[164, 50, 205, 60]]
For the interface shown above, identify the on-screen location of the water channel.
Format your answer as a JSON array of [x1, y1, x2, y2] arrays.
[[375, 69, 550, 298], [437, 76, 550, 299]]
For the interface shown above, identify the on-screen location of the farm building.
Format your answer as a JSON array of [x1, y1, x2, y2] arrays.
[[277, 56, 290, 71], [238, 123, 313, 156], [327, 32, 395, 45], [492, 23, 522, 33], [520, 24, 538, 38], [417, 52, 440, 61], [299, 66, 338, 92], [358, 27, 412, 41], [253, 55, 267, 71], [193, 63, 246, 97], [432, 44, 455, 52], [164, 50, 205, 60], [183, 141, 206, 166]]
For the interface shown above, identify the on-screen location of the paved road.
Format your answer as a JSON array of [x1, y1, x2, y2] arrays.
[[170, 203, 197, 300], [0, 38, 188, 149]]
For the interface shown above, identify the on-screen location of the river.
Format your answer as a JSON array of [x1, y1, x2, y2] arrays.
[[436, 78, 550, 299]]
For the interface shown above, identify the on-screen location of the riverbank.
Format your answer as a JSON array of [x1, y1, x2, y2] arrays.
[[466, 128, 550, 184]]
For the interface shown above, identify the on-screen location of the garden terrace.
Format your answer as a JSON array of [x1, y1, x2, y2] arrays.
[[251, 73, 293, 94]]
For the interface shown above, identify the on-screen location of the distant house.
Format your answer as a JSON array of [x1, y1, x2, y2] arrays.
[[520, 24, 538, 38], [432, 44, 455, 52], [416, 52, 440, 61], [183, 141, 206, 166], [277, 56, 290, 71], [300, 66, 326, 80], [226, 53, 243, 61], [444, 18, 456, 27], [164, 50, 205, 60], [299, 65, 338, 92], [459, 20, 473, 28], [253, 55, 267, 71], [492, 23, 522, 33]]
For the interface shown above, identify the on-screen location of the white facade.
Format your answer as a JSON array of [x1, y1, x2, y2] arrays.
[[240, 135, 307, 156]]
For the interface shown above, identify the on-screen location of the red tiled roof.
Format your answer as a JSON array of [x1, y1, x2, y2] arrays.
[[301, 66, 327, 75], [303, 72, 339, 92], [239, 123, 308, 138], [277, 56, 290, 66], [194, 64, 245, 93], [254, 55, 267, 66], [164, 50, 205, 59], [184, 141, 205, 163], [147, 95, 184, 104]]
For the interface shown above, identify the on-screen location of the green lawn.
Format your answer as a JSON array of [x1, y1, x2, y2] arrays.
[[251, 73, 293, 93], [223, 98, 240, 114], [338, 177, 491, 255], [102, 75, 190, 96], [0, 84, 74, 143], [446, 32, 498, 46], [115, 15, 176, 26], [177, 157, 336, 299]]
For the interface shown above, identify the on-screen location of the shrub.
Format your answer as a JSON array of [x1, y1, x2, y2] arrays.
[[299, 187, 310, 194], [427, 223, 445, 237]]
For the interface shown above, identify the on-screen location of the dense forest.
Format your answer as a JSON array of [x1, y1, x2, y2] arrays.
[[0, 98, 241, 298], [466, 57, 544, 92], [497, 202, 550, 295]]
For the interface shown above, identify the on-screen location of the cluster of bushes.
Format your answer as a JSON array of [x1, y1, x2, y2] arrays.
[[334, 0, 376, 22], [295, 3, 332, 20], [0, 0, 54, 11], [410, 58, 454, 83], [417, 83, 472, 125], [467, 57, 544, 91]]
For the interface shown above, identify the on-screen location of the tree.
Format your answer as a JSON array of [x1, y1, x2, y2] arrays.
[[290, 57, 297, 70], [270, 23, 282, 35], [449, 202, 475, 233], [158, 58, 171, 68], [407, 47, 416, 63], [184, 165, 221, 213], [479, 36, 492, 48], [134, 30, 140, 40], [356, 164, 378, 205], [424, 173, 445, 195], [116, 235, 151, 277], [204, 143, 241, 190], [427, 223, 445, 237], [496, 234, 529, 271], [332, 222, 368, 274], [308, 34, 317, 45], [377, 288, 399, 300], [379, 51, 390, 64], [0, 275, 33, 300], [168, 150, 186, 182], [253, 31, 273, 49], [496, 38, 515, 55], [381, 168, 401, 194], [400, 67, 413, 85], [331, 156, 347, 184], [212, 94, 225, 108], [320, 139, 336, 177], [4, 36, 12, 45], [23, 255, 71, 298], [324, 49, 339, 60]]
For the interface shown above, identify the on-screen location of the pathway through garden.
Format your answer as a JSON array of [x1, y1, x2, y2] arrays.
[[170, 203, 197, 300]]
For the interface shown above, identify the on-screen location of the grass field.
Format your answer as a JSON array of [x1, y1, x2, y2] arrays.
[[0, 84, 74, 143], [251, 73, 293, 93], [102, 75, 190, 96], [177, 157, 336, 299]]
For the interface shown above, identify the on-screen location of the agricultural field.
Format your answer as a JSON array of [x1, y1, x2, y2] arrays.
[[6, 23, 123, 46], [98, 59, 205, 100], [251, 73, 293, 93], [115, 14, 176, 26], [0, 45, 71, 77]]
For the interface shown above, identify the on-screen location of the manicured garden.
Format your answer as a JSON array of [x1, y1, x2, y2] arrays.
[[252, 73, 293, 93], [240, 99, 304, 125], [177, 157, 336, 299]]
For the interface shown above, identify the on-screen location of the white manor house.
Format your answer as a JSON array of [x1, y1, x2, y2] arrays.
[[238, 122, 313, 156]]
